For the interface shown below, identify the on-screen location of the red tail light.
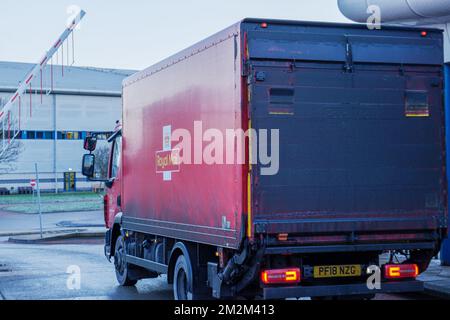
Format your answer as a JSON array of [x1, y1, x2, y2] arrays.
[[384, 264, 419, 279], [261, 268, 301, 284]]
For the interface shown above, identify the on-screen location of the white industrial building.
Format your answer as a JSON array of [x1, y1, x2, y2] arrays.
[[0, 61, 134, 192]]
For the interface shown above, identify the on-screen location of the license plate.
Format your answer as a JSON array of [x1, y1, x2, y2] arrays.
[[313, 265, 362, 278]]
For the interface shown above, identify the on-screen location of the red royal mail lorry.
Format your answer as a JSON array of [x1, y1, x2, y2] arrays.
[[82, 19, 448, 300]]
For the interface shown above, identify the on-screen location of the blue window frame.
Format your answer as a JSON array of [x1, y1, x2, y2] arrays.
[[15, 130, 110, 140]]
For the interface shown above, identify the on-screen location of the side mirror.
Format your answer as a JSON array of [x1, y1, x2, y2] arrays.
[[82, 154, 95, 178], [84, 136, 97, 152], [105, 178, 115, 189]]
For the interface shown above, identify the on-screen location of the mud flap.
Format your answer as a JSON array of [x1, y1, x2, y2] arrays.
[[208, 263, 229, 299], [104, 229, 112, 261]]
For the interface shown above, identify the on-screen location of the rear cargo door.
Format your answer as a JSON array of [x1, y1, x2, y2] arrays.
[[249, 58, 445, 236]]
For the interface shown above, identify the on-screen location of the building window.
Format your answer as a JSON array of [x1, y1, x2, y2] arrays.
[[95, 132, 114, 140], [61, 131, 83, 140], [43, 132, 54, 139], [14, 130, 113, 140]]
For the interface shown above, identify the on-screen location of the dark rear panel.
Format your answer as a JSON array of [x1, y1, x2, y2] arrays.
[[243, 20, 446, 237]]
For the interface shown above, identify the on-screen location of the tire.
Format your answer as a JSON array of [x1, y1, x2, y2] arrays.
[[114, 235, 137, 287], [173, 255, 194, 300]]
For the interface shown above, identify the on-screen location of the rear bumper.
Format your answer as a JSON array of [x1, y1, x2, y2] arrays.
[[263, 280, 424, 299], [264, 242, 436, 255]]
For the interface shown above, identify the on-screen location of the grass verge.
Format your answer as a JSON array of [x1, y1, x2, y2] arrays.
[[0, 192, 103, 205], [0, 192, 103, 213], [4, 201, 102, 214]]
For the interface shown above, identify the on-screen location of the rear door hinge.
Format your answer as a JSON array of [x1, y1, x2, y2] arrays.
[[399, 64, 405, 76], [255, 71, 266, 82], [242, 60, 251, 77], [344, 38, 353, 73], [255, 222, 268, 234]]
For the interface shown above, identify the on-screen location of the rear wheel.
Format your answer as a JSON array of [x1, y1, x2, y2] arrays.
[[173, 255, 193, 300], [114, 235, 137, 287]]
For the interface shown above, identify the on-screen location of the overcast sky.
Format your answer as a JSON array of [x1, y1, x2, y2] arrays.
[[0, 0, 349, 70]]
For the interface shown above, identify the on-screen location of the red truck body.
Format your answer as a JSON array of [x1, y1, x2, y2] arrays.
[[120, 22, 244, 248], [84, 19, 447, 300]]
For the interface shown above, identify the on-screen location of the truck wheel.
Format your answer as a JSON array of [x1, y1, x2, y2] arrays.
[[114, 235, 137, 287], [173, 255, 194, 300]]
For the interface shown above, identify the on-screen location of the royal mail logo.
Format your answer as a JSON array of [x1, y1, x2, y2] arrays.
[[156, 125, 180, 181], [156, 149, 180, 173]]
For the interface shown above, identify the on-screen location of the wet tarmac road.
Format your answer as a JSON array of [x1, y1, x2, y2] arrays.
[[0, 238, 437, 300], [0, 237, 172, 300]]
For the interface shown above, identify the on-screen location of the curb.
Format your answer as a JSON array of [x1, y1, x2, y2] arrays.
[[0, 228, 85, 238], [0, 230, 61, 237], [7, 230, 106, 244], [0, 227, 104, 238]]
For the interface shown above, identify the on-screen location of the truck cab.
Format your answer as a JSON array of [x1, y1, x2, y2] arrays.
[[82, 128, 122, 248]]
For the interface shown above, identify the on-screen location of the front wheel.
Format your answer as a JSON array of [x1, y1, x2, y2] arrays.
[[114, 235, 137, 287], [173, 255, 194, 300]]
